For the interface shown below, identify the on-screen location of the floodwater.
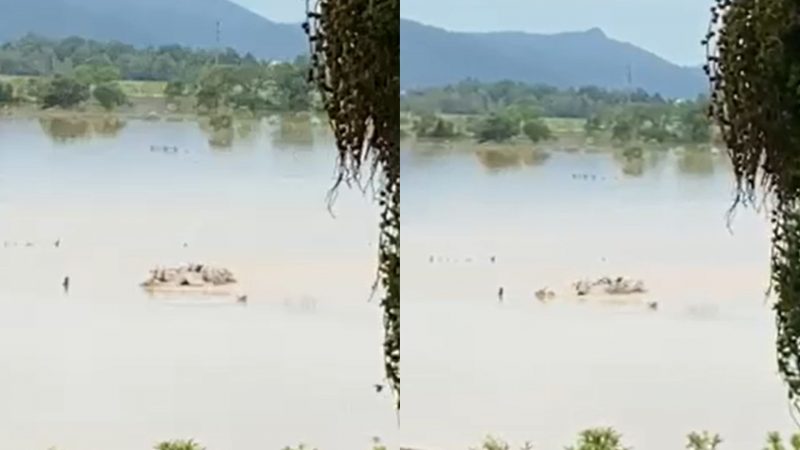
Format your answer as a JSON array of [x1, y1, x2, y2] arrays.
[[402, 144, 795, 449], [0, 116, 398, 450]]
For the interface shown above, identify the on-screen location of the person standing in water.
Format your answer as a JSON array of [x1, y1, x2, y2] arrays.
[[62, 276, 70, 294], [497, 286, 504, 302]]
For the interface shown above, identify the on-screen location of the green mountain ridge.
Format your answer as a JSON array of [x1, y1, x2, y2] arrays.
[[0, 2, 708, 97], [400, 18, 707, 98]]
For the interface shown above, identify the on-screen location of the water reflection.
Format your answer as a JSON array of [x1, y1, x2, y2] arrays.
[[677, 148, 715, 175], [234, 120, 259, 142], [38, 116, 128, 142], [272, 114, 315, 151], [404, 142, 729, 180], [198, 115, 235, 149], [475, 147, 551, 172], [402, 140, 789, 450], [0, 117, 397, 450], [620, 156, 645, 176], [611, 146, 668, 177], [521, 149, 550, 167], [39, 117, 90, 141], [91, 117, 127, 137]]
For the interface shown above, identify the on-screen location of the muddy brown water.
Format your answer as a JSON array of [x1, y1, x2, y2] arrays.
[[0, 117, 397, 450], [402, 144, 793, 450]]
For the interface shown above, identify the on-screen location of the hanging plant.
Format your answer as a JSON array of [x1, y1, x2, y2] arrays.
[[706, 0, 800, 401], [303, 0, 400, 409]]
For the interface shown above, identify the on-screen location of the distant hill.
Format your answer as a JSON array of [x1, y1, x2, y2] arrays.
[[0, 3, 707, 97], [400, 19, 707, 99], [0, 0, 307, 61]]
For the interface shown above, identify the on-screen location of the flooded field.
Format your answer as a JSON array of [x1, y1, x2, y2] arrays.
[[0, 116, 397, 450], [401, 144, 794, 450]]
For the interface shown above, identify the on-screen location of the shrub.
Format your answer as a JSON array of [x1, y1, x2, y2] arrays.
[[0, 81, 13, 104], [522, 118, 552, 143], [93, 82, 128, 111], [155, 439, 205, 450], [165, 80, 187, 98], [475, 114, 518, 143], [687, 431, 722, 450], [413, 113, 459, 139], [565, 428, 629, 450], [41, 76, 90, 109], [764, 432, 800, 450]]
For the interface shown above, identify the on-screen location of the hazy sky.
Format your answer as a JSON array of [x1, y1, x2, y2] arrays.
[[232, 0, 306, 24], [233, 0, 711, 66]]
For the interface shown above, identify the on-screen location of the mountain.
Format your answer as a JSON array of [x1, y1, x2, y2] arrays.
[[400, 19, 707, 99], [0, 3, 707, 97], [0, 0, 307, 60]]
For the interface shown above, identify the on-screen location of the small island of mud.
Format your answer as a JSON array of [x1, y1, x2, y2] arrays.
[[140, 263, 239, 294]]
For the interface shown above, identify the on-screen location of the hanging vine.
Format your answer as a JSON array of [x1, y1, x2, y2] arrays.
[[706, 0, 800, 402], [303, 0, 400, 409]]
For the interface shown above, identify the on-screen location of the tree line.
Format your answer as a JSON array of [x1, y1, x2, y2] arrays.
[[401, 79, 674, 118], [0, 33, 261, 81], [403, 79, 711, 145], [0, 34, 314, 113]]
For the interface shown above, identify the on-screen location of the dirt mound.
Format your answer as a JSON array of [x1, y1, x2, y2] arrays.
[[140, 263, 237, 290]]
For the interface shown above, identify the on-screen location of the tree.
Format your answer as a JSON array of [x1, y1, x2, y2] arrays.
[[74, 63, 120, 85], [522, 118, 552, 143], [638, 123, 673, 143], [305, 0, 399, 410], [0, 35, 301, 88], [41, 75, 89, 109], [611, 118, 634, 142], [271, 62, 311, 111], [23, 77, 48, 102], [164, 80, 186, 99], [150, 54, 178, 80], [0, 81, 13, 104], [413, 113, 458, 139], [93, 82, 128, 111], [476, 114, 518, 143], [678, 103, 711, 143], [707, 0, 800, 409], [584, 115, 603, 135]]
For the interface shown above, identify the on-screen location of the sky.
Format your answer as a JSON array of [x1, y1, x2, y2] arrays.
[[232, 0, 711, 66]]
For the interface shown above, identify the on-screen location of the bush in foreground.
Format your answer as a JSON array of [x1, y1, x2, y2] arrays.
[[471, 429, 800, 450], [155, 439, 205, 450]]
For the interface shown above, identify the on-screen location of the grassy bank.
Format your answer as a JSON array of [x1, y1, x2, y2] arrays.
[[0, 75, 167, 98]]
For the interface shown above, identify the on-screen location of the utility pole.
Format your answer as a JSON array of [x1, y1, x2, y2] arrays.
[[626, 64, 633, 88], [625, 63, 633, 104], [215, 20, 221, 66]]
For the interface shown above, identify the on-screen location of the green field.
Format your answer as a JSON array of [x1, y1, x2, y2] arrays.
[[117, 79, 167, 98], [0, 74, 166, 98]]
